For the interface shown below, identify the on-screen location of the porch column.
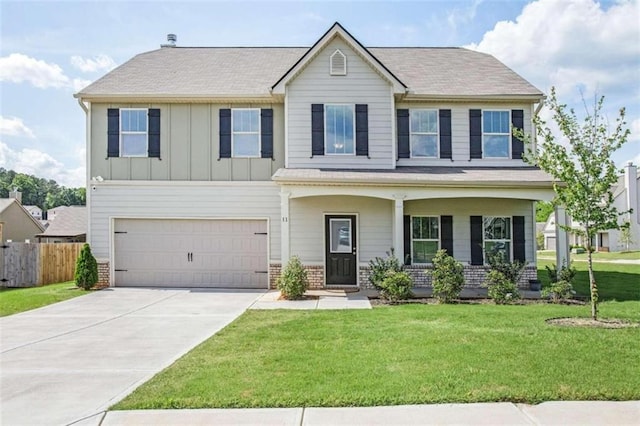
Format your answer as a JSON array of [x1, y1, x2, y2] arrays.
[[555, 206, 570, 268], [393, 195, 405, 262], [280, 191, 290, 263]]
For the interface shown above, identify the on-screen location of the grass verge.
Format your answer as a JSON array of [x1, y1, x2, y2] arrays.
[[0, 282, 85, 316]]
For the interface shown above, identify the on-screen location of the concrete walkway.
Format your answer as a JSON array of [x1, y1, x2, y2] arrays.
[[99, 401, 640, 425], [250, 289, 372, 309], [0, 288, 265, 426]]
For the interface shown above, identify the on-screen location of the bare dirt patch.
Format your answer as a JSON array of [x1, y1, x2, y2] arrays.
[[546, 317, 640, 328]]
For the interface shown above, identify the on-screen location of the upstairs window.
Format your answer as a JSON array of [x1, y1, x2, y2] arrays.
[[232, 109, 260, 157], [410, 109, 438, 157], [325, 104, 354, 154], [483, 110, 510, 158], [412, 216, 440, 263], [120, 109, 148, 157], [330, 49, 347, 75], [484, 216, 511, 262]]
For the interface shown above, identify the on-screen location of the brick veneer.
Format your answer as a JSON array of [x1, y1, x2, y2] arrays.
[[97, 260, 110, 287], [269, 263, 325, 289]]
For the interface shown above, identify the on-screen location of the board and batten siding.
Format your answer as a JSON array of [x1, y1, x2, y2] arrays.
[[289, 196, 392, 264], [405, 198, 535, 263], [90, 103, 284, 181], [395, 102, 533, 167], [89, 182, 281, 261], [286, 38, 394, 169]]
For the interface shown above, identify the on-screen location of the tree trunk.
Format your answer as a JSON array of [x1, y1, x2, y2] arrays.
[[586, 237, 598, 320]]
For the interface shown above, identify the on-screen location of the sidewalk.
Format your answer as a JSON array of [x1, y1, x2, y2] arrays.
[[250, 289, 372, 309], [96, 401, 640, 425]]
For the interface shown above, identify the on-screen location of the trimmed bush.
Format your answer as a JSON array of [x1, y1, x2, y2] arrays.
[[379, 270, 413, 303], [543, 261, 577, 302], [276, 256, 309, 300], [368, 249, 403, 290], [485, 270, 520, 304], [430, 249, 465, 303], [74, 243, 98, 291]]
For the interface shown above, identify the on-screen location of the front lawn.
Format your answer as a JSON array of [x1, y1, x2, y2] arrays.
[[115, 301, 640, 409], [0, 282, 85, 317], [537, 250, 640, 261]]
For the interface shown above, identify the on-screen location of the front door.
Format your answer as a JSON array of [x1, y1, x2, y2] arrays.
[[325, 215, 357, 286]]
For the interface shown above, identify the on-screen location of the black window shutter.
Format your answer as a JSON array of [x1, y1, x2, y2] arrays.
[[219, 109, 231, 158], [470, 216, 483, 265], [440, 215, 453, 256], [397, 109, 410, 159], [469, 109, 482, 159], [261, 109, 273, 159], [148, 108, 161, 158], [355, 104, 368, 156], [107, 108, 120, 158], [311, 104, 324, 156], [403, 215, 411, 265], [513, 216, 526, 262], [439, 109, 452, 159], [511, 109, 524, 159]]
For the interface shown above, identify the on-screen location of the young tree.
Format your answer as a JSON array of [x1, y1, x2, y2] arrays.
[[619, 221, 634, 252], [520, 87, 630, 320], [75, 244, 99, 290]]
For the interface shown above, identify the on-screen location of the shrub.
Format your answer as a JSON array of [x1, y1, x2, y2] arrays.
[[276, 256, 309, 300], [430, 249, 465, 303], [486, 251, 525, 285], [543, 261, 576, 302], [484, 270, 520, 304], [545, 261, 576, 284], [368, 249, 403, 290], [379, 270, 413, 303], [74, 243, 98, 290]]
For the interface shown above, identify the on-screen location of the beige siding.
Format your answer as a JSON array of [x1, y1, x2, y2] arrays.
[[89, 103, 285, 181], [405, 198, 535, 263], [89, 182, 281, 262], [287, 39, 394, 169], [290, 196, 393, 263], [0, 203, 43, 242], [396, 102, 533, 167]]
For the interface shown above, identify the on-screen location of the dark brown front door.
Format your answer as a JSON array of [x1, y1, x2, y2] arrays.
[[325, 215, 357, 286]]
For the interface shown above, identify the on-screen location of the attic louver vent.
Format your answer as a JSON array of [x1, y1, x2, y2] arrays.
[[330, 49, 347, 75]]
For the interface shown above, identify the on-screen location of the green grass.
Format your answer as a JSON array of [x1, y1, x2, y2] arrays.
[[537, 260, 640, 302], [115, 260, 640, 409], [538, 250, 640, 261], [0, 282, 86, 316]]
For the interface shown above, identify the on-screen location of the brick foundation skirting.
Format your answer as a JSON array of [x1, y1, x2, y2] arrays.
[[97, 260, 110, 286], [269, 263, 325, 289]]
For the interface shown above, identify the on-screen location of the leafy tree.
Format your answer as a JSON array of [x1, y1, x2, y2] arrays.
[[536, 201, 554, 222], [75, 244, 98, 290], [0, 168, 85, 211], [519, 87, 630, 320]]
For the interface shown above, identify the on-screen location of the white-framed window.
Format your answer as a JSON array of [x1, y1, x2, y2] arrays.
[[120, 109, 148, 157], [325, 104, 355, 155], [483, 110, 510, 158], [412, 216, 439, 263], [232, 108, 260, 157], [410, 109, 438, 157], [484, 216, 511, 262], [330, 49, 347, 75]]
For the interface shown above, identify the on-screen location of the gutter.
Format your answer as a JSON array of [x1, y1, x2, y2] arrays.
[[77, 98, 88, 113]]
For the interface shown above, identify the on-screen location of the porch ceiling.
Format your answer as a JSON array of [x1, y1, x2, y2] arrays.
[[273, 167, 556, 188]]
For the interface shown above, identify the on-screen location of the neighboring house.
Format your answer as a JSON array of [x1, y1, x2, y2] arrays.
[[75, 23, 556, 289], [0, 198, 46, 242], [36, 206, 87, 243], [24, 205, 43, 220]]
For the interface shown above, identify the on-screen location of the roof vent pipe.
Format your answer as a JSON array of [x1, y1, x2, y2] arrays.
[[161, 34, 177, 48]]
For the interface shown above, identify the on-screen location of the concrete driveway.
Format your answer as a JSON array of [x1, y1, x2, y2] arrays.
[[0, 287, 265, 426]]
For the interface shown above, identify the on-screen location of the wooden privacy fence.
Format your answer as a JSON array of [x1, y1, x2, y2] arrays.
[[0, 242, 84, 287]]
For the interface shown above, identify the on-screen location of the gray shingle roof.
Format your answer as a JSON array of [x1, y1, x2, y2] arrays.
[[272, 167, 555, 187], [37, 206, 87, 238], [78, 46, 542, 99]]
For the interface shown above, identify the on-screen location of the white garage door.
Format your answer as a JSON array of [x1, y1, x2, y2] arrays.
[[114, 219, 268, 288]]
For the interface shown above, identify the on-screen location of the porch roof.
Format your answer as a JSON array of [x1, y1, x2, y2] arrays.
[[273, 167, 556, 188]]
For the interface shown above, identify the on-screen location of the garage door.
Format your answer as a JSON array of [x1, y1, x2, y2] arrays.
[[114, 219, 268, 288]]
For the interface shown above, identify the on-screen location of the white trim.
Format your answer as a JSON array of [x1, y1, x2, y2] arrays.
[[323, 212, 359, 287], [284, 92, 289, 168], [92, 180, 278, 187], [410, 215, 440, 265], [390, 86, 396, 168], [482, 109, 511, 159], [231, 108, 261, 158], [110, 216, 271, 289], [328, 218, 352, 253], [86, 102, 92, 244], [409, 109, 439, 159], [324, 104, 356, 155], [119, 108, 149, 157], [482, 216, 513, 263], [329, 49, 347, 76]]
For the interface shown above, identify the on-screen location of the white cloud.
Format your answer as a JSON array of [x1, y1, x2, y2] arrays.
[[0, 53, 70, 88], [466, 0, 640, 100], [0, 116, 35, 138], [72, 78, 93, 92], [0, 141, 85, 187], [448, 0, 484, 32], [70, 54, 117, 73]]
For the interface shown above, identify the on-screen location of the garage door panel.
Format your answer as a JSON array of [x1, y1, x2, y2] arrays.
[[114, 219, 268, 288]]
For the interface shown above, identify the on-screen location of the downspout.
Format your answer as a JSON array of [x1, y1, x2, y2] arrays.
[[77, 98, 88, 114]]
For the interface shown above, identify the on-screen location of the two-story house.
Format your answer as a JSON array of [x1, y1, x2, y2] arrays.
[[75, 23, 556, 289]]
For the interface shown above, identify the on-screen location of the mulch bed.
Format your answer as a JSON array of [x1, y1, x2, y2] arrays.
[[369, 298, 585, 306], [546, 317, 640, 328]]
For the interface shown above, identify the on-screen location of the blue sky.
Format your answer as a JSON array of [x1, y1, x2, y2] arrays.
[[1, 0, 638, 187]]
